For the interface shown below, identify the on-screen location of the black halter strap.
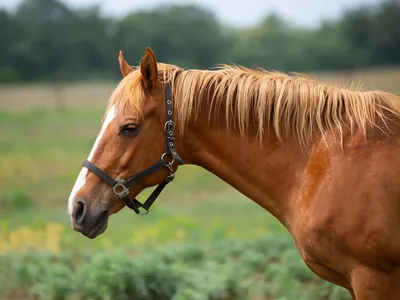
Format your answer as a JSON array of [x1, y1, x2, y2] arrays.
[[82, 83, 184, 215]]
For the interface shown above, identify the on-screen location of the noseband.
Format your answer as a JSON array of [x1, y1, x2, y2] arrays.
[[81, 84, 184, 215]]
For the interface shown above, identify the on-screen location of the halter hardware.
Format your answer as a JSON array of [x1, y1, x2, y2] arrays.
[[81, 83, 183, 215]]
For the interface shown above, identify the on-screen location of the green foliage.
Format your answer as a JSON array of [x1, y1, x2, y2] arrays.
[[0, 66, 21, 82], [0, 188, 34, 211], [0, 236, 352, 300], [0, 0, 399, 83]]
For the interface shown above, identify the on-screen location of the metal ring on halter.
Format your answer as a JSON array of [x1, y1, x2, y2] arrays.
[[112, 180, 130, 197], [160, 153, 175, 165]]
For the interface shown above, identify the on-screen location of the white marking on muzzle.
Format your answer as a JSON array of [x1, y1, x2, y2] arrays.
[[68, 105, 117, 217]]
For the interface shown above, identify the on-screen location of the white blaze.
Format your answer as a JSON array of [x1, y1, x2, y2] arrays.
[[68, 105, 117, 216]]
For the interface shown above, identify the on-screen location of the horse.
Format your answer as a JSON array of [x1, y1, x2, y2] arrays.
[[68, 47, 400, 299]]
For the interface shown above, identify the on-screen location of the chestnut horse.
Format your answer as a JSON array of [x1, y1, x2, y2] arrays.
[[68, 47, 400, 299]]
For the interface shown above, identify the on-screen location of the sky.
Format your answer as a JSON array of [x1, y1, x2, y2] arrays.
[[0, 0, 383, 28]]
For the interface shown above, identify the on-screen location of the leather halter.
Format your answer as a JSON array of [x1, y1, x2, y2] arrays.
[[82, 83, 184, 215]]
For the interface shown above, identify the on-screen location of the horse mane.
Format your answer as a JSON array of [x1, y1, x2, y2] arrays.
[[107, 63, 400, 147]]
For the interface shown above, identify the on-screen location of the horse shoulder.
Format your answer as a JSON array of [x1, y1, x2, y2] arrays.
[[291, 131, 400, 276]]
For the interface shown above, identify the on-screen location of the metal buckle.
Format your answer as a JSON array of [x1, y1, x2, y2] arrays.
[[112, 180, 130, 197], [164, 120, 175, 132]]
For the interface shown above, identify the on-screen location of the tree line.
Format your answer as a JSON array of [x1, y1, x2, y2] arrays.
[[0, 0, 399, 82]]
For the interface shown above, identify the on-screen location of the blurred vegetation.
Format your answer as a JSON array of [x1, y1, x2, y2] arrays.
[[0, 235, 352, 299], [0, 0, 399, 82]]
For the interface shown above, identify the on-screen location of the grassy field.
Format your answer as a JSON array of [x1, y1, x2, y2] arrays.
[[0, 67, 398, 299]]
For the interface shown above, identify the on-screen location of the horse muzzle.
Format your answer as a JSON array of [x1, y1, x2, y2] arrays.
[[71, 197, 109, 239]]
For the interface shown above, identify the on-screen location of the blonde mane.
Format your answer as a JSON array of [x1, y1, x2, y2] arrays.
[[107, 63, 400, 147]]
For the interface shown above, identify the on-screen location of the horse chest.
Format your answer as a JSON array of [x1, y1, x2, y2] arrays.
[[290, 219, 352, 288]]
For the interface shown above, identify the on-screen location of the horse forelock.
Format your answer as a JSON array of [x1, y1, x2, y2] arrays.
[[104, 63, 182, 122]]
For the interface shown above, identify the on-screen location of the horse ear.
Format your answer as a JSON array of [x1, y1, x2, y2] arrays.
[[140, 47, 158, 90], [118, 51, 134, 78]]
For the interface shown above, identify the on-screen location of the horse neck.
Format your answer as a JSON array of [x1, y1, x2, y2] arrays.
[[176, 93, 311, 228]]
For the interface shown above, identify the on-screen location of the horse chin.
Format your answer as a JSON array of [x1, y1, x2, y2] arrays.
[[84, 219, 108, 239], [72, 210, 109, 239]]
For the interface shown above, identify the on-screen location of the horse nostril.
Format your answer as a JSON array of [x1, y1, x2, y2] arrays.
[[74, 198, 86, 224]]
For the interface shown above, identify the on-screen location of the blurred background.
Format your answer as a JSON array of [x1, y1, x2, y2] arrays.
[[0, 0, 398, 299]]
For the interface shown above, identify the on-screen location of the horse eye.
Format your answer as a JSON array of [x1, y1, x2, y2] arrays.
[[120, 124, 139, 136]]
